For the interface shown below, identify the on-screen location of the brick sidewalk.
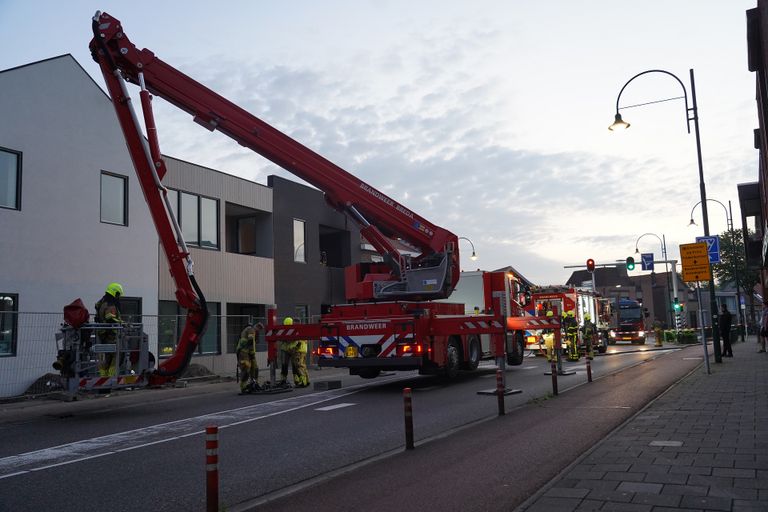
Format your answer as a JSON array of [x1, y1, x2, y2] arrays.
[[520, 338, 768, 511]]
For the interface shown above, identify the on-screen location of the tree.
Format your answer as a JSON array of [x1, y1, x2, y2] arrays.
[[713, 228, 759, 306]]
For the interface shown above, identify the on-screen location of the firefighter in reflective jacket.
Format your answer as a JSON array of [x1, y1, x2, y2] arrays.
[[236, 322, 262, 393], [95, 282, 124, 377], [291, 337, 310, 388], [581, 314, 597, 360], [563, 310, 580, 361], [542, 310, 556, 361]]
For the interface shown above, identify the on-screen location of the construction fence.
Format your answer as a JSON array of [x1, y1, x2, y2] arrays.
[[0, 312, 322, 398]]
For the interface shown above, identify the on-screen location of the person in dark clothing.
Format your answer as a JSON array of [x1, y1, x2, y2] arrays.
[[720, 303, 733, 357]]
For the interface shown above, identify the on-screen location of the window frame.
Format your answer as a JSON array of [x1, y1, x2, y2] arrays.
[[0, 293, 19, 357], [157, 300, 221, 357], [167, 188, 220, 250], [0, 146, 22, 211], [293, 218, 306, 263], [99, 170, 128, 226]]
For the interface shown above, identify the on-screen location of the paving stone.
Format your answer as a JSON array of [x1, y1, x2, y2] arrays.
[[642, 472, 688, 485], [585, 489, 633, 502], [576, 479, 620, 491], [687, 474, 734, 488], [708, 486, 759, 500], [525, 497, 584, 512], [543, 487, 590, 499], [603, 471, 645, 482], [595, 503, 651, 511], [668, 465, 711, 476], [629, 491, 681, 507], [615, 482, 662, 494], [629, 463, 670, 474], [679, 494, 732, 511], [712, 467, 756, 478], [574, 499, 603, 511], [733, 500, 768, 512], [660, 484, 708, 496]]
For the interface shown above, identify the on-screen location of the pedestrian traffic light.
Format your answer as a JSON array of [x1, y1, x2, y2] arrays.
[[586, 258, 595, 273], [625, 256, 635, 271], [673, 298, 682, 312]]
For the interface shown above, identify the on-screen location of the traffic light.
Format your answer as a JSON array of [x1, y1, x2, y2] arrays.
[[586, 258, 595, 273], [625, 256, 635, 271], [673, 298, 682, 312]]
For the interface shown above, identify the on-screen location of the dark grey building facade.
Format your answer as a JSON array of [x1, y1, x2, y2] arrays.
[[269, 175, 361, 322]]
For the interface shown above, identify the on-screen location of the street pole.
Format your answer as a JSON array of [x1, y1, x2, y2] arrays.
[[690, 69, 721, 363]]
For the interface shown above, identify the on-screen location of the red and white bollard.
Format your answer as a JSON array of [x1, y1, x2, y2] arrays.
[[496, 369, 505, 416], [205, 425, 219, 512], [403, 387, 414, 450]]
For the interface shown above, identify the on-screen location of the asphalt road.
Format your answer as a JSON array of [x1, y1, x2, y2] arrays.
[[0, 344, 695, 512]]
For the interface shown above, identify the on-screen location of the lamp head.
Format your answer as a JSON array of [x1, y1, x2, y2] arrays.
[[470, 251, 477, 261], [608, 113, 630, 131], [688, 218, 697, 227], [634, 247, 640, 254]]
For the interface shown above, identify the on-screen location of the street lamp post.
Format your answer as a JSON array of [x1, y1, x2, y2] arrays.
[[634, 232, 675, 330], [610, 68, 721, 363], [458, 236, 478, 262]]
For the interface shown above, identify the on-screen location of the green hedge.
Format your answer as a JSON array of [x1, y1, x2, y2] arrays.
[[663, 329, 699, 344]]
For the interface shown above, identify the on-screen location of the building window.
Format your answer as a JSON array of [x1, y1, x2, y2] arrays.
[[100, 171, 127, 225], [200, 197, 218, 248], [167, 189, 219, 249], [0, 147, 21, 210], [293, 218, 306, 263], [294, 304, 309, 323], [158, 300, 220, 357], [0, 294, 18, 356]]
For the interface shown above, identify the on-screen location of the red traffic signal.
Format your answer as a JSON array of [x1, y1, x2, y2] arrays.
[[586, 258, 595, 273]]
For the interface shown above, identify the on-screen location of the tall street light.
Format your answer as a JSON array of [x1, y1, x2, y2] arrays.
[[609, 68, 721, 363], [688, 198, 733, 231], [634, 232, 675, 329], [458, 236, 478, 262]]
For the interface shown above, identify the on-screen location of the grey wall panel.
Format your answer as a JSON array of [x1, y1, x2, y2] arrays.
[[158, 248, 274, 305]]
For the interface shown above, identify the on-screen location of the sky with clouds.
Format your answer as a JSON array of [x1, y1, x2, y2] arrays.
[[0, 0, 759, 284]]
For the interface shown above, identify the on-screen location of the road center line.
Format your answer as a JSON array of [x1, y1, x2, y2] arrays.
[[315, 403, 356, 411]]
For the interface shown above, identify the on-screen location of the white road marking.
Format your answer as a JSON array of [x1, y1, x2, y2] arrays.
[[0, 376, 405, 480], [315, 403, 356, 411]]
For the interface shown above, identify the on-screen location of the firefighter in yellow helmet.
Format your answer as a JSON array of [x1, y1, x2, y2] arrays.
[[96, 282, 124, 377], [277, 317, 310, 388], [542, 309, 555, 362], [581, 313, 596, 360], [278, 317, 296, 385], [563, 310, 580, 362], [236, 322, 263, 393]]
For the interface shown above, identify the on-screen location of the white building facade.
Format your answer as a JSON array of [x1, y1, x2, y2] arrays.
[[0, 55, 278, 396], [0, 56, 159, 396]]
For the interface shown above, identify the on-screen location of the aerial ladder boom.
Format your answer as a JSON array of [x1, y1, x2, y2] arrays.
[[89, 11, 460, 302], [90, 14, 209, 383]]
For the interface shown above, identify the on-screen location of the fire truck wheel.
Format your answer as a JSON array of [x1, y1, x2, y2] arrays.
[[505, 331, 525, 366], [445, 338, 462, 379], [358, 369, 381, 379], [463, 336, 481, 371]]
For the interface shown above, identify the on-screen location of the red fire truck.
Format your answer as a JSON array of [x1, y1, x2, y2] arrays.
[[79, 11, 559, 387], [529, 286, 607, 355]]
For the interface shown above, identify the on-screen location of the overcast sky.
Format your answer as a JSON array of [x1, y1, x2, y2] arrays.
[[0, 1, 758, 284]]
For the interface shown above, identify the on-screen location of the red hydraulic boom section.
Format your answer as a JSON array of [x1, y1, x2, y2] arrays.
[[90, 14, 209, 383], [89, 11, 460, 302]]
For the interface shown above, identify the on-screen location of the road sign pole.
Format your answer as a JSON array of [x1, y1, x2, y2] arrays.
[[696, 282, 711, 375]]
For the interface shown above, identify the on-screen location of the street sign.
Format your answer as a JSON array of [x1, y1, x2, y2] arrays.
[[680, 242, 712, 282], [695, 235, 721, 264], [640, 253, 654, 271]]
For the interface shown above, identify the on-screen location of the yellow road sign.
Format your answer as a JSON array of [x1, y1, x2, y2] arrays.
[[679, 242, 711, 282]]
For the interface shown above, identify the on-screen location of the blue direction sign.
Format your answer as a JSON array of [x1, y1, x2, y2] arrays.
[[695, 235, 721, 264], [640, 253, 654, 271]]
